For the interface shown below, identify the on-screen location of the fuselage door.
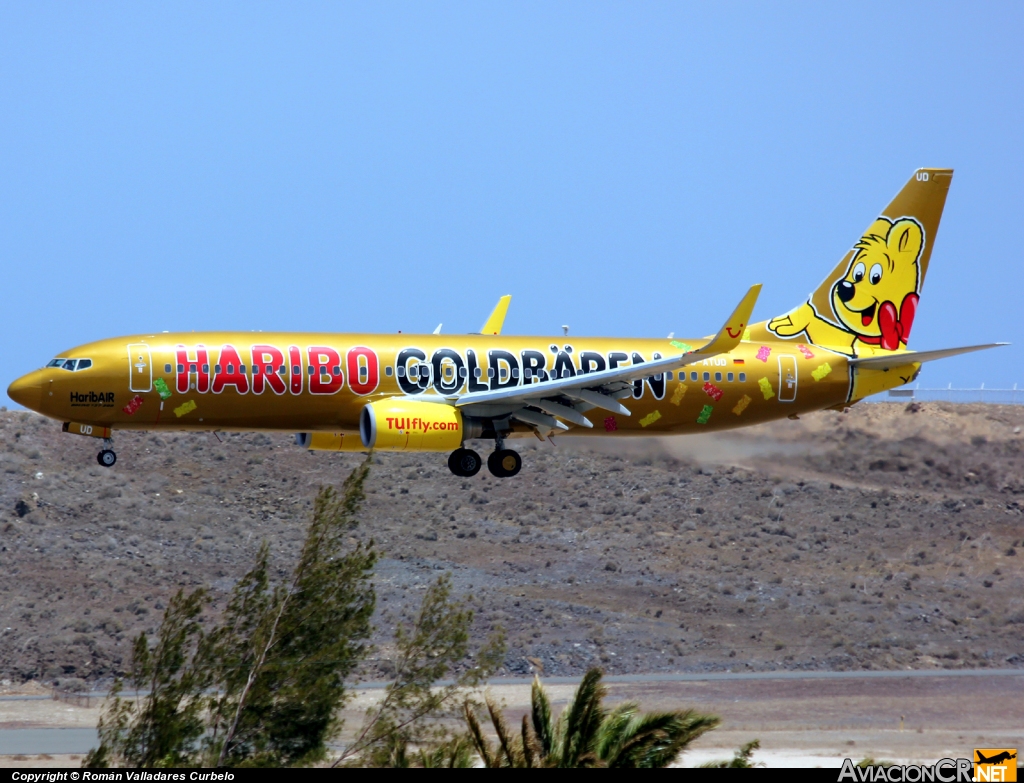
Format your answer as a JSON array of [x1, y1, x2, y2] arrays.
[[128, 343, 153, 393], [777, 354, 797, 402]]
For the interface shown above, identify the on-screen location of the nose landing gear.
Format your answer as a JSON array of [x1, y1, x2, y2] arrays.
[[97, 438, 117, 468]]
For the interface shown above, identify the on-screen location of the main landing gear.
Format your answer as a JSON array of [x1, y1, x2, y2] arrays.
[[487, 449, 522, 478], [448, 448, 482, 477], [97, 438, 116, 468], [447, 432, 522, 479]]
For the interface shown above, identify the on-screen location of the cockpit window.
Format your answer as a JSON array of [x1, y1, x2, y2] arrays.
[[51, 358, 93, 372]]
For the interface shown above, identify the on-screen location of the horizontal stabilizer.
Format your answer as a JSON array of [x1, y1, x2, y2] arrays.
[[848, 343, 1008, 371]]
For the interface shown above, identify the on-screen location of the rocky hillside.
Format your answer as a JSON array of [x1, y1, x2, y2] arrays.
[[1, 402, 1021, 687]]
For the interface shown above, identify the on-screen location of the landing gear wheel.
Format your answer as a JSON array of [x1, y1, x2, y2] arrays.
[[97, 449, 117, 468], [487, 449, 521, 478], [448, 448, 482, 477]]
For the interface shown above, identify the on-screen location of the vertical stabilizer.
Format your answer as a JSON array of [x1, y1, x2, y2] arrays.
[[750, 169, 953, 356]]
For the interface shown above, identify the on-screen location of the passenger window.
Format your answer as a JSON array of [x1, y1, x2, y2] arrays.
[[488, 368, 496, 378], [360, 367, 368, 377], [727, 372, 734, 382], [333, 366, 341, 376], [202, 364, 209, 373], [239, 365, 246, 373], [703, 372, 710, 381], [654, 373, 663, 381], [164, 364, 172, 373], [512, 368, 520, 378], [459, 367, 467, 378], [292, 365, 300, 374], [307, 366, 315, 376], [474, 368, 481, 378], [215, 365, 222, 373], [690, 372, 698, 381], [715, 372, 722, 382], [397, 366, 406, 378], [385, 366, 393, 377], [739, 372, 746, 382], [667, 371, 673, 380], [278, 366, 285, 374], [227, 364, 234, 373], [499, 368, 507, 379], [177, 364, 185, 373]]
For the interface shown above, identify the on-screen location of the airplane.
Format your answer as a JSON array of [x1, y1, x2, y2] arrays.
[[6, 169, 1007, 478], [975, 751, 1016, 765]]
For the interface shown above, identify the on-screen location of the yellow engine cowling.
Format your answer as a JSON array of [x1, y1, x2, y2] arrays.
[[360, 399, 464, 452], [295, 432, 367, 451]]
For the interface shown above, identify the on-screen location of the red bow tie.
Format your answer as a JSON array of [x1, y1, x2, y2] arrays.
[[859, 292, 918, 351]]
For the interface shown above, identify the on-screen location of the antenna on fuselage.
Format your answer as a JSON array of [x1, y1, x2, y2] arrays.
[[562, 325, 569, 336]]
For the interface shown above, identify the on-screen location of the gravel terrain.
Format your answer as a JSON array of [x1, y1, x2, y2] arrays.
[[0, 402, 1022, 687]]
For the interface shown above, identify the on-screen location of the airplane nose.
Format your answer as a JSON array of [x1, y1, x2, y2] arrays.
[[7, 371, 43, 411]]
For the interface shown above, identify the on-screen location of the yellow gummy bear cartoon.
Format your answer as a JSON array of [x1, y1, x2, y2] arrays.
[[767, 217, 923, 355]]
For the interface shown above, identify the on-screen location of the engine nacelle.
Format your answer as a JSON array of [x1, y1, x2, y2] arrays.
[[295, 432, 366, 451], [360, 399, 465, 452]]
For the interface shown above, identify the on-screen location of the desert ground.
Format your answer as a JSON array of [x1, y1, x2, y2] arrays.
[[2, 401, 1022, 684], [0, 401, 1022, 764]]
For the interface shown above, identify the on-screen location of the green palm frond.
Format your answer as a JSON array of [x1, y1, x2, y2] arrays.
[[521, 715, 540, 768], [530, 675, 555, 757], [605, 710, 720, 768], [486, 697, 523, 767], [559, 668, 607, 767], [464, 701, 494, 768]]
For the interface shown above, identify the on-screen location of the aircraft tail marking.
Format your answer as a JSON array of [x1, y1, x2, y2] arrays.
[[752, 169, 953, 357]]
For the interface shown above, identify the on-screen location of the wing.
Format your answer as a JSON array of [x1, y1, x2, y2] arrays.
[[452, 285, 761, 433]]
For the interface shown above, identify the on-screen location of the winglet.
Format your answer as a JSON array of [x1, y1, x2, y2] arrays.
[[691, 284, 761, 357], [480, 295, 512, 335]]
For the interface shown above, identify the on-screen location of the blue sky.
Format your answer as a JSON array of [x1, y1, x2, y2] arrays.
[[2, 2, 1021, 397]]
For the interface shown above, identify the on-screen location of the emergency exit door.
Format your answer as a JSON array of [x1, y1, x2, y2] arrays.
[[778, 354, 797, 402], [127, 343, 153, 393]]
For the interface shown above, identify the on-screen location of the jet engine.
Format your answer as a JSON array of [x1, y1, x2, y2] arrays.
[[360, 399, 475, 451]]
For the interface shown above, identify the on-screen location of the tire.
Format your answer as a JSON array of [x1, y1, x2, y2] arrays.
[[97, 450, 117, 468], [448, 448, 481, 477], [487, 449, 521, 478]]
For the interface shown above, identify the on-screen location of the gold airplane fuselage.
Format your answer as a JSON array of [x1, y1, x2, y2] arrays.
[[7, 331, 916, 439]]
